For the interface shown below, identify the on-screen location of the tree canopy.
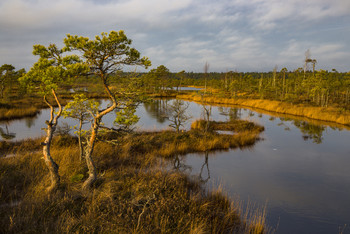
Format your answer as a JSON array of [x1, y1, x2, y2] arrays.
[[20, 44, 88, 95], [64, 30, 151, 81]]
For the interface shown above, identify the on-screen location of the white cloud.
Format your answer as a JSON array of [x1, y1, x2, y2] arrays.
[[0, 0, 349, 71], [228, 0, 350, 31]]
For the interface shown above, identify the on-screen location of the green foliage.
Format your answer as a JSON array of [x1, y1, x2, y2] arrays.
[[70, 173, 84, 183], [64, 30, 151, 79], [19, 44, 88, 96], [114, 104, 140, 130], [198, 68, 350, 109], [142, 65, 171, 92], [0, 64, 15, 77], [62, 93, 99, 123], [0, 64, 16, 98]]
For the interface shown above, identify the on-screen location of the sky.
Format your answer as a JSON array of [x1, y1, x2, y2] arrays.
[[0, 0, 350, 73]]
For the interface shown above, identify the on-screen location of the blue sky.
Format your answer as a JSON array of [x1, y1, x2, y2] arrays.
[[0, 0, 349, 72]]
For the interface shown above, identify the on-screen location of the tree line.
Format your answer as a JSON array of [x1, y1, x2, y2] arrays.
[[208, 68, 350, 109], [134, 67, 350, 109]]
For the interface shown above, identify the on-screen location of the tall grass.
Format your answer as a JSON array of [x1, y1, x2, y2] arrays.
[[0, 86, 108, 121], [122, 128, 262, 158], [178, 93, 350, 126], [0, 107, 39, 120], [0, 124, 267, 233]]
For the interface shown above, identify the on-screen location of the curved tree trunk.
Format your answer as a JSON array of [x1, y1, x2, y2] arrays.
[[82, 77, 117, 190], [82, 118, 99, 190], [43, 122, 60, 192], [78, 120, 84, 162], [42, 90, 62, 192]]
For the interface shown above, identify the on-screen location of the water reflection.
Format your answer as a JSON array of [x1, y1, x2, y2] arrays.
[[143, 99, 170, 123], [25, 116, 36, 128], [293, 120, 325, 144], [0, 125, 15, 140], [218, 107, 242, 121], [172, 151, 211, 185], [277, 118, 291, 131], [172, 154, 191, 173], [198, 151, 210, 183], [274, 117, 326, 144]]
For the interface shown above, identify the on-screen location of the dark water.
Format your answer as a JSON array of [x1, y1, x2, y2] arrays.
[[1, 99, 350, 233]]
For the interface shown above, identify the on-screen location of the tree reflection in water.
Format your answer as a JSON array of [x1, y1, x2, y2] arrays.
[[293, 120, 326, 144], [199, 151, 210, 183], [277, 118, 291, 131], [143, 99, 170, 123], [173, 154, 192, 173], [276, 117, 326, 144], [218, 107, 242, 121], [0, 125, 16, 140], [172, 151, 211, 185]]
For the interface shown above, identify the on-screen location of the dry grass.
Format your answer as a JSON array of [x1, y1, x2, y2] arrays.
[[123, 127, 262, 159], [0, 86, 108, 121], [0, 123, 266, 233], [178, 93, 350, 126], [191, 119, 264, 133], [0, 107, 39, 121]]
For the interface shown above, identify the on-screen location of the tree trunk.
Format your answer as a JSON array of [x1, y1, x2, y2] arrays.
[[82, 118, 99, 190], [282, 71, 286, 99], [78, 119, 84, 162], [325, 90, 330, 107], [42, 90, 62, 192], [82, 76, 117, 190], [43, 123, 60, 192]]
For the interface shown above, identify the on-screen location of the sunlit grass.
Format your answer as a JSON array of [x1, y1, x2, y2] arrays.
[[0, 86, 109, 120], [0, 122, 267, 233], [178, 93, 350, 126], [0, 107, 39, 120], [123, 127, 262, 158]]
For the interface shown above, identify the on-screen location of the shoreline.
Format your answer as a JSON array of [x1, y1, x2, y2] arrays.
[[0, 124, 267, 233], [177, 93, 350, 127]]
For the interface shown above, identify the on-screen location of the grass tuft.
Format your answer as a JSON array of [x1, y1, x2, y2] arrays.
[[0, 119, 267, 233]]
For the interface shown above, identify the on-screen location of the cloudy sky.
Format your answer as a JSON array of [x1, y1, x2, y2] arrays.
[[1, 0, 350, 72]]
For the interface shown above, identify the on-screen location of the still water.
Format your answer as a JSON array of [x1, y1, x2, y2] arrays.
[[1, 99, 350, 233]]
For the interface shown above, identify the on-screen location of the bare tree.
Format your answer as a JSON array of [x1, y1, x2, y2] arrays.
[[304, 49, 317, 77], [204, 62, 209, 94], [166, 100, 191, 133], [311, 59, 317, 75], [304, 49, 311, 79], [272, 65, 277, 88], [201, 96, 212, 134]]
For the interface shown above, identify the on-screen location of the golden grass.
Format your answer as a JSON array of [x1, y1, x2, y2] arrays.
[[0, 86, 108, 121], [0, 107, 39, 120], [0, 123, 267, 233], [124, 128, 261, 158], [191, 119, 264, 133], [178, 93, 350, 126]]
